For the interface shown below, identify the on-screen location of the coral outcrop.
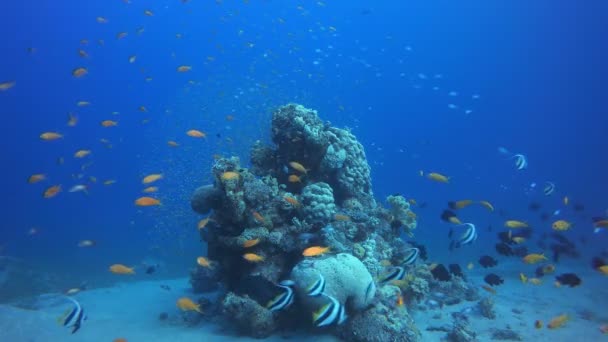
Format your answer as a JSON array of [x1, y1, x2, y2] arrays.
[[187, 104, 484, 341], [290, 253, 375, 312]]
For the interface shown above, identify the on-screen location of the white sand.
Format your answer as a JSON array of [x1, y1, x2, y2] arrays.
[[0, 278, 340, 342], [0, 268, 606, 341]]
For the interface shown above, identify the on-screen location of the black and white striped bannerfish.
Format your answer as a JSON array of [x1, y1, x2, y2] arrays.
[[60, 297, 87, 334], [543, 182, 556, 196], [402, 247, 420, 266], [266, 280, 295, 312], [451, 223, 477, 249], [312, 293, 347, 327], [306, 273, 326, 297], [378, 266, 406, 285]]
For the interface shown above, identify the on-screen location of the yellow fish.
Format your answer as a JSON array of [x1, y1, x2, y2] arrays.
[[522, 253, 547, 264], [74, 150, 91, 158], [449, 200, 473, 210], [242, 239, 260, 248], [288, 161, 308, 174], [197, 257, 212, 268], [552, 220, 571, 231], [426, 172, 449, 183], [40, 132, 63, 141], [109, 264, 135, 274], [143, 186, 158, 193], [547, 314, 569, 329], [28, 174, 46, 184], [142, 174, 163, 184], [529, 278, 542, 285], [197, 218, 210, 230], [598, 265, 608, 275], [504, 220, 529, 229], [519, 273, 528, 283], [243, 253, 264, 263], [176, 297, 203, 314], [511, 236, 526, 244], [134, 196, 161, 206], [478, 200, 494, 212], [302, 246, 330, 257], [186, 129, 206, 138], [221, 171, 240, 181]]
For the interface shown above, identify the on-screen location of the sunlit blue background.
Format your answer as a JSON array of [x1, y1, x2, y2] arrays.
[[1, 0, 607, 290]]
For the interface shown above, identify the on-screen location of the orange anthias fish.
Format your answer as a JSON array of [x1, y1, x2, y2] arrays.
[[289, 161, 308, 174], [167, 140, 179, 147], [547, 314, 569, 329], [243, 253, 265, 263], [252, 211, 265, 223], [334, 214, 351, 221], [243, 238, 260, 248], [40, 132, 63, 141], [142, 174, 163, 184], [43, 185, 61, 198], [523, 253, 547, 264], [288, 174, 301, 183], [135, 196, 161, 206], [284, 196, 300, 207], [505, 220, 529, 229], [197, 256, 212, 268], [426, 172, 449, 183], [221, 171, 240, 181], [28, 174, 46, 184], [186, 129, 206, 138], [396, 294, 404, 307], [74, 150, 91, 158], [177, 65, 192, 72], [302, 246, 330, 257], [176, 297, 203, 314], [101, 120, 118, 127], [72, 67, 88, 77], [599, 324, 608, 334], [109, 264, 135, 275], [143, 186, 158, 193]]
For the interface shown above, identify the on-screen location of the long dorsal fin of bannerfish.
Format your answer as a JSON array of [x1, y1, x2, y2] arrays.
[[379, 266, 405, 284], [315, 293, 342, 327], [306, 273, 326, 297], [402, 247, 420, 266], [267, 280, 295, 312], [512, 154, 528, 170], [454, 223, 477, 248]]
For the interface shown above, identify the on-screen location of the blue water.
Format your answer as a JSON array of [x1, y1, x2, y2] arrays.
[[1, 0, 607, 293]]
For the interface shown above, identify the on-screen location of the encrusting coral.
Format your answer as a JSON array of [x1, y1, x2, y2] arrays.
[[189, 104, 477, 341]]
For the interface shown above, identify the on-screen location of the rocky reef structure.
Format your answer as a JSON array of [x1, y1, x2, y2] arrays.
[[189, 104, 476, 341]]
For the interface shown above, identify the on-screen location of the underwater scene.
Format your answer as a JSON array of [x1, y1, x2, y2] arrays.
[[1, 1, 607, 341]]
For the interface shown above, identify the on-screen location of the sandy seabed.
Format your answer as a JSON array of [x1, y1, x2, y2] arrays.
[[0, 266, 606, 342]]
